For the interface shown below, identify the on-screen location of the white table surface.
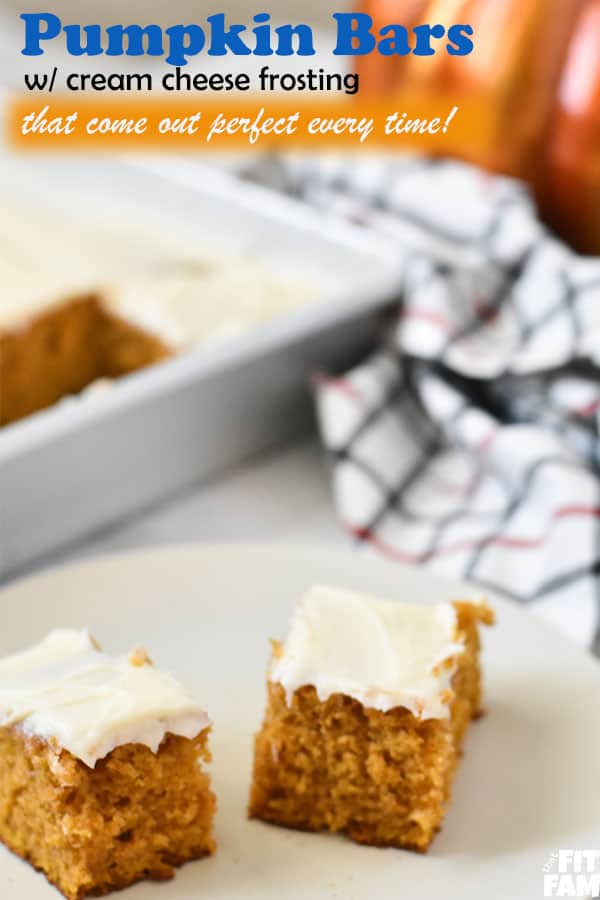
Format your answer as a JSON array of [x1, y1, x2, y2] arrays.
[[6, 433, 599, 660]]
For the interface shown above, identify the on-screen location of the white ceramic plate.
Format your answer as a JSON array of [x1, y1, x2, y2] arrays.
[[1, 544, 599, 900]]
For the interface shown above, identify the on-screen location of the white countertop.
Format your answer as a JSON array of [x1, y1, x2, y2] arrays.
[[7, 433, 599, 660]]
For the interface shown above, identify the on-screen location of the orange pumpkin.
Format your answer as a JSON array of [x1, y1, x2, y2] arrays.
[[358, 0, 598, 254], [541, 0, 600, 254]]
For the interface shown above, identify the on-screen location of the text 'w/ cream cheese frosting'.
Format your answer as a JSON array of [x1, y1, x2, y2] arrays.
[[0, 630, 210, 768], [270, 586, 466, 719]]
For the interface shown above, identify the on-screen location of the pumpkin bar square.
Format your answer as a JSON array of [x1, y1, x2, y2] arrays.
[[0, 630, 215, 899], [249, 586, 493, 851]]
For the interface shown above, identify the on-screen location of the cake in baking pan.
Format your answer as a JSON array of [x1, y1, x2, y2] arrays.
[[0, 629, 216, 899], [0, 203, 312, 425], [249, 585, 494, 851]]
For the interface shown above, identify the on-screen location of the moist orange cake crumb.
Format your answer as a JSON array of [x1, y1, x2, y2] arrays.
[[249, 587, 493, 851], [0, 297, 172, 426], [0, 730, 215, 900], [0, 630, 216, 899]]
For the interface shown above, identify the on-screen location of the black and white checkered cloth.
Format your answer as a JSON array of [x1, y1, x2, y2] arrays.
[[248, 156, 600, 655]]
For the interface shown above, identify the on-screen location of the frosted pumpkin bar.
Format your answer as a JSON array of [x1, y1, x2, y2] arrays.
[[0, 630, 215, 899], [249, 586, 493, 851]]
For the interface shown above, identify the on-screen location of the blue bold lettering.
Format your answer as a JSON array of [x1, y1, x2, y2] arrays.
[[413, 24, 446, 56], [64, 24, 103, 57], [106, 24, 164, 58], [206, 13, 250, 56], [447, 24, 474, 56], [378, 25, 411, 56], [21, 13, 61, 56], [333, 13, 376, 56], [275, 23, 315, 56], [164, 24, 205, 66]]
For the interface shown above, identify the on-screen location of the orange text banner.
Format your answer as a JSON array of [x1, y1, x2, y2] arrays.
[[7, 95, 494, 156]]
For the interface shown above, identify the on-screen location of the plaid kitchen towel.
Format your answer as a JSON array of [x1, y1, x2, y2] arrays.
[[247, 156, 600, 655]]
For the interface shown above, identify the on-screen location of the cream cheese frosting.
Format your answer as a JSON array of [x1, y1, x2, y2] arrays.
[[0, 202, 313, 340], [0, 629, 210, 768], [0, 204, 111, 328], [270, 586, 465, 719], [102, 259, 313, 349]]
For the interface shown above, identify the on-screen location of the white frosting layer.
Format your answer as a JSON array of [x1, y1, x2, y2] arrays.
[[103, 260, 312, 348], [0, 630, 210, 768], [0, 203, 119, 327], [0, 203, 313, 341], [270, 586, 465, 719]]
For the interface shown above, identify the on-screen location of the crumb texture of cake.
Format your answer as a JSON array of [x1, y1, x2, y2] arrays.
[[0, 630, 216, 899], [249, 586, 493, 852], [0, 298, 171, 426], [0, 295, 102, 425]]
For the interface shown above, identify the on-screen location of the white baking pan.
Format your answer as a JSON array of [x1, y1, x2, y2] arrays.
[[0, 156, 403, 579]]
